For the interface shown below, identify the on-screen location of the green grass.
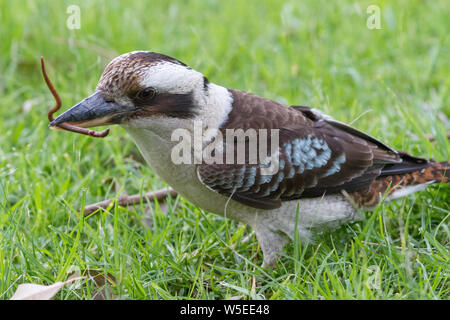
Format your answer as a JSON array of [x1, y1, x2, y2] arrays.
[[0, 0, 449, 300]]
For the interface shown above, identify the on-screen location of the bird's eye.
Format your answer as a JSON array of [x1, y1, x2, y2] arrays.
[[135, 87, 156, 102]]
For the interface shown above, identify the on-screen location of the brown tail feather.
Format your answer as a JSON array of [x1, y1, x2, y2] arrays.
[[350, 161, 449, 208]]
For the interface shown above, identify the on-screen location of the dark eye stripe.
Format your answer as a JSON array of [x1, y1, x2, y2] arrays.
[[134, 87, 156, 104], [130, 91, 198, 119]]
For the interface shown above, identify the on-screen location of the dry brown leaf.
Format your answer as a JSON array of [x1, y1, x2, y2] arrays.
[[85, 269, 117, 300], [10, 276, 86, 300], [227, 295, 244, 300], [68, 268, 117, 300]]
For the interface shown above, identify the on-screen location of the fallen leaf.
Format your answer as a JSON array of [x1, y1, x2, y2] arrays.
[[227, 295, 244, 300], [85, 269, 117, 300], [10, 276, 86, 300], [67, 268, 117, 300]]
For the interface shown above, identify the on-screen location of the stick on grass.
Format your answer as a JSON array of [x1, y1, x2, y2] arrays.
[[82, 188, 178, 216]]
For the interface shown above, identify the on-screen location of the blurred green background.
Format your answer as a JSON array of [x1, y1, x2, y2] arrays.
[[0, 0, 448, 300]]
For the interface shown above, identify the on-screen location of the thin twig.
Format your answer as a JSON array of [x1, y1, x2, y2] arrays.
[[82, 188, 177, 216], [41, 57, 110, 138]]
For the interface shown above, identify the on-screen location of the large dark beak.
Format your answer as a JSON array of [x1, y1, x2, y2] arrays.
[[49, 91, 125, 128]]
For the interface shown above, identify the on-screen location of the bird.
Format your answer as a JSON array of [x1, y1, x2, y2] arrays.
[[50, 51, 449, 267]]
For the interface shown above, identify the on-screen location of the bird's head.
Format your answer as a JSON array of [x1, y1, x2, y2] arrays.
[[50, 51, 230, 133]]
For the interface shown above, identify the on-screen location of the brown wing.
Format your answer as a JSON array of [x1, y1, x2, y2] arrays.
[[196, 90, 402, 209]]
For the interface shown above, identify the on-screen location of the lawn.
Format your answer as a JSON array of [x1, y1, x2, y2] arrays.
[[0, 0, 448, 300]]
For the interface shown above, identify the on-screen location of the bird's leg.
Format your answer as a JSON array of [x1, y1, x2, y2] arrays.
[[253, 226, 289, 268], [41, 57, 110, 138]]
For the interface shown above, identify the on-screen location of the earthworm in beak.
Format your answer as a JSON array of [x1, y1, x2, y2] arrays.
[[41, 57, 110, 138]]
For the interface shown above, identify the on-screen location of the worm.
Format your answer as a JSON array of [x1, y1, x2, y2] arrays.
[[41, 57, 110, 138]]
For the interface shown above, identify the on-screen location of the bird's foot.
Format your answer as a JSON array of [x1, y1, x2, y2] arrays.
[[254, 227, 288, 268]]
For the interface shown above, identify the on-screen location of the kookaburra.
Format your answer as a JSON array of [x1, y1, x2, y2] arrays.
[[51, 51, 449, 267]]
